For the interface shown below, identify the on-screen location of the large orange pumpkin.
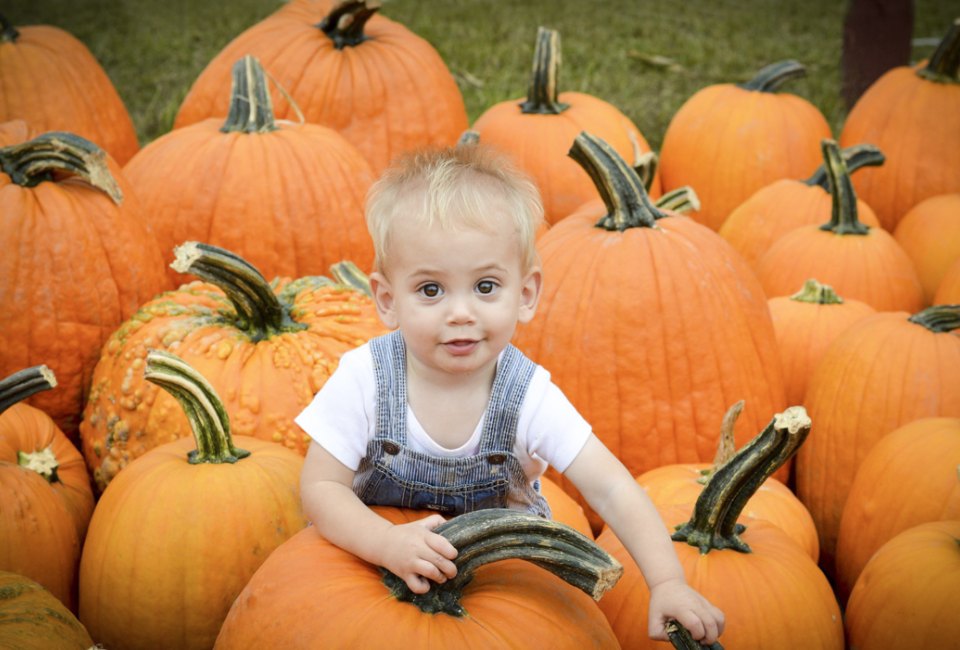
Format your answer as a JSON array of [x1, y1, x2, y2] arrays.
[[935, 258, 960, 304], [174, 0, 467, 175], [78, 350, 307, 650], [0, 570, 93, 650], [597, 407, 843, 649], [893, 193, 960, 305], [0, 129, 166, 439], [659, 60, 832, 231], [471, 26, 660, 225], [79, 243, 386, 492], [839, 18, 960, 231], [215, 508, 622, 649], [513, 131, 787, 531], [795, 304, 960, 574], [124, 55, 375, 288], [0, 13, 139, 164]]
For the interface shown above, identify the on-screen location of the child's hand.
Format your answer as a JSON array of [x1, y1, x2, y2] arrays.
[[648, 578, 725, 645], [380, 514, 459, 594]]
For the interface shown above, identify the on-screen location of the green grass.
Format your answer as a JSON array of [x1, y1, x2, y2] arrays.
[[6, 0, 959, 150]]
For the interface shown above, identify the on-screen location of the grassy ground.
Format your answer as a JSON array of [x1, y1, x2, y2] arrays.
[[6, 0, 959, 150]]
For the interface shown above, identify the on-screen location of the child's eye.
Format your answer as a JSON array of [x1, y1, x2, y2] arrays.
[[476, 280, 498, 295], [417, 283, 442, 298]]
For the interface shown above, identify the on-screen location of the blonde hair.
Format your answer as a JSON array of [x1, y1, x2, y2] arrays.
[[365, 144, 544, 273]]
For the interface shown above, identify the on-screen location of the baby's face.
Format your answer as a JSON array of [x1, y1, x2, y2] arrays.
[[371, 207, 540, 383]]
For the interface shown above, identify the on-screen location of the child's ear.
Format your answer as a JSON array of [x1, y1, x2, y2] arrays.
[[369, 271, 399, 330], [518, 267, 542, 324]]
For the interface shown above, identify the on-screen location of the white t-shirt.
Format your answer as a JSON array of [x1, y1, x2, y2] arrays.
[[295, 343, 593, 482]]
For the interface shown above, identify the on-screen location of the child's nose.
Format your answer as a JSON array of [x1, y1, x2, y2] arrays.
[[446, 294, 476, 324]]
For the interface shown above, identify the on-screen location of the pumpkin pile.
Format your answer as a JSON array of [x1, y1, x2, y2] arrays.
[[2, 2, 959, 648]]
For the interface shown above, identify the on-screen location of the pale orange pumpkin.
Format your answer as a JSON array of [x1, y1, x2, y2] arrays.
[[893, 193, 960, 305]]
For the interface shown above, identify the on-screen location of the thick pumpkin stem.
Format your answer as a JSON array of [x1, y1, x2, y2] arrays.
[[738, 60, 806, 92], [382, 509, 623, 616], [221, 56, 277, 134], [633, 149, 658, 193], [819, 139, 869, 236], [667, 620, 725, 650], [569, 131, 666, 231], [0, 13, 18, 42], [918, 18, 960, 84], [0, 132, 122, 202], [804, 143, 885, 190], [18, 447, 60, 483], [329, 261, 372, 297], [0, 366, 56, 416], [790, 278, 845, 304], [519, 27, 570, 115], [672, 407, 811, 554], [907, 305, 960, 333], [143, 350, 251, 464], [318, 0, 379, 49], [171, 242, 307, 341]]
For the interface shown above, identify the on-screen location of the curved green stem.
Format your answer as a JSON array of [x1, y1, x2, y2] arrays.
[[818, 139, 869, 236], [0, 366, 56, 416], [568, 131, 666, 231], [804, 144, 885, 190], [789, 278, 845, 304], [656, 186, 700, 214], [382, 509, 623, 616], [0, 13, 18, 42], [220, 56, 277, 134], [143, 350, 250, 464], [908, 305, 960, 333], [918, 18, 960, 83], [738, 60, 806, 92], [0, 132, 123, 203], [633, 149, 658, 194], [317, 0, 379, 50], [519, 27, 570, 115], [667, 620, 725, 650], [329, 260, 372, 297]]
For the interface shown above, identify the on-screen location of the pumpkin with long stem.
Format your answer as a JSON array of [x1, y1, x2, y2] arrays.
[[215, 508, 622, 648], [893, 193, 960, 305], [597, 407, 843, 649], [0, 366, 93, 611], [125, 55, 375, 289], [796, 304, 960, 575], [512, 131, 787, 532], [78, 350, 307, 650], [755, 139, 924, 312], [80, 242, 386, 492], [0, 570, 93, 650]]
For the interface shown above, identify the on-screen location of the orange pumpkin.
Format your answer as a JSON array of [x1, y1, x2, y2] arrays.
[[719, 143, 884, 269], [597, 407, 843, 649], [471, 26, 660, 225], [0, 130, 166, 439], [844, 520, 960, 649], [513, 131, 787, 531], [79, 243, 386, 492], [124, 55, 375, 288], [755, 139, 924, 312], [659, 60, 832, 231], [0, 570, 93, 650], [893, 193, 960, 305], [215, 508, 621, 649], [174, 0, 467, 175], [935, 257, 960, 304], [767, 279, 876, 406], [795, 305, 960, 574], [835, 417, 960, 603], [78, 350, 307, 650], [0, 13, 139, 164], [839, 19, 960, 232]]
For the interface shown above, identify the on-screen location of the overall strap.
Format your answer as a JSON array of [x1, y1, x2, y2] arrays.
[[480, 344, 537, 454], [370, 331, 408, 443]]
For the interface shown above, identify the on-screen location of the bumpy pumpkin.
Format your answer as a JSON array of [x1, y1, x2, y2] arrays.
[[597, 407, 843, 649], [80, 243, 386, 492], [174, 0, 467, 175], [215, 508, 622, 649], [835, 417, 960, 603], [512, 131, 787, 531], [839, 19, 960, 231], [0, 130, 166, 439], [78, 351, 307, 650], [893, 193, 960, 305], [795, 305, 960, 574], [0, 13, 139, 164], [471, 26, 660, 225], [0, 570, 93, 650], [125, 55, 375, 288], [659, 60, 832, 231]]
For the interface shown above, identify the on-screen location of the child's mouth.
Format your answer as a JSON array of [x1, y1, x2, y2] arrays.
[[444, 339, 478, 355]]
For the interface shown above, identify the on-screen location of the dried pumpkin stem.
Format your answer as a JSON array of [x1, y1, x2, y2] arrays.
[[699, 400, 744, 485], [656, 186, 701, 215], [918, 18, 960, 83], [907, 305, 960, 333], [0, 13, 18, 42], [667, 620, 725, 650], [318, 0, 380, 49], [0, 132, 122, 202], [457, 129, 481, 147], [633, 149, 658, 193], [519, 27, 570, 115], [569, 131, 666, 231], [804, 143, 885, 190], [143, 350, 250, 464], [790, 278, 845, 304], [819, 139, 869, 236], [221, 56, 277, 134], [382, 509, 623, 616], [738, 60, 806, 92], [0, 365, 56, 415]]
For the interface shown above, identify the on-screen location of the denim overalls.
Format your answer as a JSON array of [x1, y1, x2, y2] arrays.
[[353, 331, 551, 517]]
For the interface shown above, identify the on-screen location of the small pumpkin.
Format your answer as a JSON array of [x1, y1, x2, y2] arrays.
[[78, 350, 307, 650], [0, 570, 93, 650], [893, 193, 960, 305]]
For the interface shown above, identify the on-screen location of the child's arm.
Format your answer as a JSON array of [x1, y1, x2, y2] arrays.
[[563, 435, 725, 645], [300, 441, 458, 594]]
